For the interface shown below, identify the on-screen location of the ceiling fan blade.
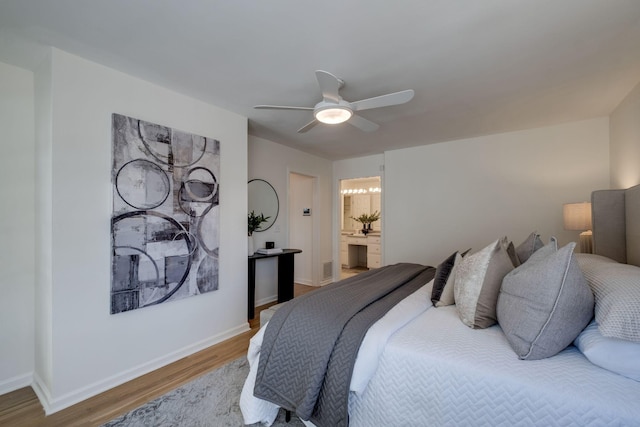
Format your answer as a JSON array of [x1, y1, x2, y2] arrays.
[[348, 114, 380, 132], [350, 89, 415, 112], [315, 70, 342, 103], [254, 104, 314, 111], [297, 119, 319, 133]]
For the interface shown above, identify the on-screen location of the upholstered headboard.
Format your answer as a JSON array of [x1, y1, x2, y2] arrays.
[[592, 184, 640, 267]]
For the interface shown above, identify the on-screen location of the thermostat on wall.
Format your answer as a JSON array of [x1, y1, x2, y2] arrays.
[[303, 208, 311, 216]]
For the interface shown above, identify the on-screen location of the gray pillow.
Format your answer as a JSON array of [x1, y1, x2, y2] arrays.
[[521, 235, 557, 264], [431, 251, 458, 306], [454, 238, 515, 329], [515, 231, 544, 264], [431, 249, 470, 307], [575, 253, 640, 342], [497, 241, 594, 360]]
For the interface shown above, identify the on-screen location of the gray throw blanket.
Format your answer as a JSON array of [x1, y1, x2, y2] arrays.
[[254, 263, 435, 427]]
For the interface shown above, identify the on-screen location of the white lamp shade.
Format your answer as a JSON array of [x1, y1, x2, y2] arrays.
[[315, 106, 352, 124], [563, 202, 592, 231]]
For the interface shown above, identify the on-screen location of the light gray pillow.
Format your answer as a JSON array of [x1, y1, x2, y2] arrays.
[[497, 241, 594, 360], [575, 253, 640, 342], [454, 237, 515, 329], [520, 235, 557, 264], [515, 231, 544, 264]]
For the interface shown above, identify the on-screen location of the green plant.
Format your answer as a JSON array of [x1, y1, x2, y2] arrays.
[[248, 210, 270, 236], [350, 210, 381, 224]]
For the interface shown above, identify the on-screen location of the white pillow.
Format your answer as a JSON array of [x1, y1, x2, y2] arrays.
[[575, 321, 640, 382], [575, 253, 640, 342]]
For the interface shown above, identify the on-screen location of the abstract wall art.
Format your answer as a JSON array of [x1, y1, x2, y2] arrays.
[[111, 113, 220, 314]]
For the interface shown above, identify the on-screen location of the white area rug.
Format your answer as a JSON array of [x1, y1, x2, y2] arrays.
[[103, 357, 305, 427]]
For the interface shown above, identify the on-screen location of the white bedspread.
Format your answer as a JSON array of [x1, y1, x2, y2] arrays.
[[349, 305, 640, 426], [240, 282, 433, 425], [241, 285, 640, 426]]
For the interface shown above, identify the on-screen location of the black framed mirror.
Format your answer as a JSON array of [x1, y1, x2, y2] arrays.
[[248, 178, 279, 232]]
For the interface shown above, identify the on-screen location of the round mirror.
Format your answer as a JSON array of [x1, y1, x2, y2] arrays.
[[248, 179, 279, 232]]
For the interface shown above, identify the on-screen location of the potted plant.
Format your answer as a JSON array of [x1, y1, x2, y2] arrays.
[[248, 210, 270, 236], [248, 211, 270, 255], [350, 211, 381, 235]]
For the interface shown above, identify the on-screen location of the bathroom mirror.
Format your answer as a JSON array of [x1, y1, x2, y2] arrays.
[[248, 179, 279, 232]]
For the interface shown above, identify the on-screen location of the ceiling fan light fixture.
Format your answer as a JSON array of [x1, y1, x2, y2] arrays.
[[256, 71, 414, 133], [314, 105, 353, 124]]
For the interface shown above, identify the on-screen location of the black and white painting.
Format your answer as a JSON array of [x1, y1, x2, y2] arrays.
[[111, 113, 220, 314]]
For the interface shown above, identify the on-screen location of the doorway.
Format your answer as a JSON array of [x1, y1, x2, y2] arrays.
[[289, 172, 316, 285], [339, 176, 382, 280]]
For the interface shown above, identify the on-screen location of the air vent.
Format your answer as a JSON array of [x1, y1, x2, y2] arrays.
[[323, 261, 333, 279]]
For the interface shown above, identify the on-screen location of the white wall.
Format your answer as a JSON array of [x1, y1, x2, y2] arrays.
[[32, 49, 248, 413], [384, 118, 610, 267], [0, 61, 35, 394], [610, 80, 640, 189], [248, 136, 332, 303]]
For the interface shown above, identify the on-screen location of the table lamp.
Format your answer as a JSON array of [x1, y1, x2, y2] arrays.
[[563, 202, 593, 253]]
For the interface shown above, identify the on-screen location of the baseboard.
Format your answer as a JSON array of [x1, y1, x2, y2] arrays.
[[31, 371, 53, 414], [255, 295, 277, 307], [0, 372, 33, 397], [295, 278, 313, 286], [36, 323, 250, 415], [319, 278, 333, 286]]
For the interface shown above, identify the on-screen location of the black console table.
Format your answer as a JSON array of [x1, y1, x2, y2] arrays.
[[248, 249, 302, 320]]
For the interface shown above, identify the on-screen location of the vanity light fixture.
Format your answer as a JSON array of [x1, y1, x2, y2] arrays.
[[341, 187, 382, 195]]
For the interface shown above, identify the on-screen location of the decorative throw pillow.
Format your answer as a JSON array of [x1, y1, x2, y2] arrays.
[[515, 231, 544, 264], [504, 240, 520, 268], [497, 241, 594, 360], [454, 238, 515, 328], [431, 249, 470, 307], [575, 253, 640, 342], [575, 320, 640, 381], [519, 235, 557, 264], [431, 251, 458, 306]]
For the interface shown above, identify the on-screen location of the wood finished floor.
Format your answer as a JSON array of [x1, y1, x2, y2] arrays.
[[0, 284, 318, 427], [341, 266, 369, 280]]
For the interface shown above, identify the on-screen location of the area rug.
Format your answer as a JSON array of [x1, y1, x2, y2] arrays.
[[102, 357, 305, 427]]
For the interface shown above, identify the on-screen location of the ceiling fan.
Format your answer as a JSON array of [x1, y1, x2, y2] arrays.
[[254, 70, 415, 133]]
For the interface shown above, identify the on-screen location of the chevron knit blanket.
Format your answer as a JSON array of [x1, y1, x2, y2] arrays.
[[253, 263, 435, 427]]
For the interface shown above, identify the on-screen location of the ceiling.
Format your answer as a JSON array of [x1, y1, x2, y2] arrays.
[[1, 1, 640, 160]]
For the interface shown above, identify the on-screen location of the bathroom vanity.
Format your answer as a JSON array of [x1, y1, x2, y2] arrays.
[[340, 232, 381, 269]]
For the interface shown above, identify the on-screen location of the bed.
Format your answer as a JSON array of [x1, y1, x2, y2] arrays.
[[240, 185, 640, 427]]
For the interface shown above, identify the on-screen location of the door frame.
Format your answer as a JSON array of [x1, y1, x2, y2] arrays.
[[287, 170, 320, 286], [335, 174, 384, 280]]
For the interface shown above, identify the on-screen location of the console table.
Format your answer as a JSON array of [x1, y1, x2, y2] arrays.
[[248, 249, 302, 320]]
